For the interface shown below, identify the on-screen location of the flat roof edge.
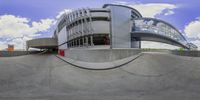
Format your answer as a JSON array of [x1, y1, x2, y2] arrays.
[[103, 4, 142, 17]]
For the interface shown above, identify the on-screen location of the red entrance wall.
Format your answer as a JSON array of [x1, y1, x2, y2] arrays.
[[58, 50, 65, 56]]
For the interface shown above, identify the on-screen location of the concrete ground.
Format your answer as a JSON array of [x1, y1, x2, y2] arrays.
[[0, 52, 200, 100]]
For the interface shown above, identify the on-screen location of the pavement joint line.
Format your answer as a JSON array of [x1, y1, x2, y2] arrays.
[[55, 53, 143, 70]]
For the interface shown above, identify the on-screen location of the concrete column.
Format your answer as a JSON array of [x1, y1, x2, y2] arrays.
[[90, 35, 93, 46], [74, 39, 76, 47], [131, 37, 141, 48], [72, 40, 74, 47], [82, 37, 85, 46], [26, 46, 29, 51], [76, 39, 78, 47], [85, 36, 88, 47], [79, 39, 81, 47]]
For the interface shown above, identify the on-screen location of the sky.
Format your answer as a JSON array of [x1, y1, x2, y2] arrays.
[[0, 0, 200, 50]]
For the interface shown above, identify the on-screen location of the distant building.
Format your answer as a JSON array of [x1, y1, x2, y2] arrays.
[[7, 44, 14, 52]]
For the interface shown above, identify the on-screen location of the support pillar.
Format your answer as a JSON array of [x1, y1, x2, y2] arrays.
[[79, 39, 81, 47], [85, 36, 88, 47], [90, 35, 93, 46], [131, 37, 141, 48], [82, 37, 85, 46]]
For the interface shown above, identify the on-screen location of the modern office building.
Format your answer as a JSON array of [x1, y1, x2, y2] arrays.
[[27, 4, 197, 52]]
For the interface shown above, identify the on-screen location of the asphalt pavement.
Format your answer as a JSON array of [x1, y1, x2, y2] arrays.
[[0, 52, 200, 100]]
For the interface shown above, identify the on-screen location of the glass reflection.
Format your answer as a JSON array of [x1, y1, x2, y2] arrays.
[[133, 18, 187, 45]]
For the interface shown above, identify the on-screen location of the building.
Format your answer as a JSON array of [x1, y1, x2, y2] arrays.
[[27, 4, 197, 53], [26, 38, 58, 50], [186, 43, 198, 50], [7, 44, 14, 52], [54, 6, 111, 49], [54, 4, 197, 52]]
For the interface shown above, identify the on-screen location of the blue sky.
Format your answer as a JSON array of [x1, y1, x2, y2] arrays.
[[0, 0, 200, 49]]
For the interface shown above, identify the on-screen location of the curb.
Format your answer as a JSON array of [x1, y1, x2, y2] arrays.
[[56, 53, 142, 70]]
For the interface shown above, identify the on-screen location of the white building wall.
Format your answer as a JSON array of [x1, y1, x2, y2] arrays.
[[59, 43, 68, 50], [91, 12, 109, 18], [58, 27, 68, 49], [110, 6, 132, 48], [56, 8, 111, 49], [91, 21, 110, 34]]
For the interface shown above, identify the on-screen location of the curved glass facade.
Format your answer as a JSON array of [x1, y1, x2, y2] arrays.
[[132, 18, 188, 47]]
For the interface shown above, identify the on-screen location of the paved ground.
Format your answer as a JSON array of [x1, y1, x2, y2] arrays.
[[0, 53, 200, 100]]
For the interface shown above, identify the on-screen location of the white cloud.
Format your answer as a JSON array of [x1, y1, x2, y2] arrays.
[[132, 3, 177, 17], [164, 10, 175, 16], [56, 9, 72, 19], [0, 15, 54, 50], [32, 19, 54, 32], [0, 9, 72, 50], [0, 41, 7, 50], [190, 40, 200, 50], [114, 1, 177, 17], [196, 17, 200, 20], [51, 9, 72, 26], [114, 1, 129, 5], [186, 19, 200, 50], [184, 17, 200, 38]]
